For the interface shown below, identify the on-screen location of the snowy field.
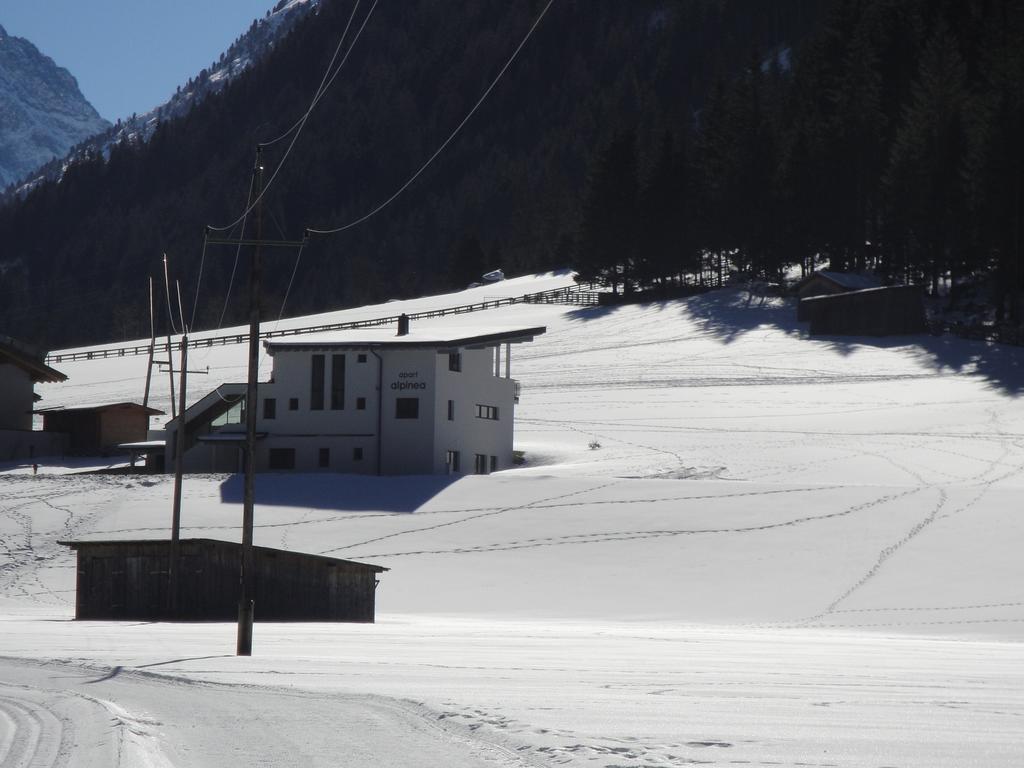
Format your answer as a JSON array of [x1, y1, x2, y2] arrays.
[[2, 273, 1023, 766]]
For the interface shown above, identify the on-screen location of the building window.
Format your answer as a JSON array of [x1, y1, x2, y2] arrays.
[[289, 398, 299, 411], [331, 354, 345, 410], [395, 398, 419, 419], [357, 353, 367, 363], [212, 397, 245, 426], [474, 453, 488, 474], [446, 450, 460, 472], [311, 354, 325, 410], [490, 455, 498, 473], [263, 398, 276, 420], [353, 446, 364, 461], [269, 448, 295, 470], [448, 352, 461, 372], [475, 404, 499, 420], [318, 448, 330, 468], [447, 399, 454, 421], [356, 397, 366, 410]]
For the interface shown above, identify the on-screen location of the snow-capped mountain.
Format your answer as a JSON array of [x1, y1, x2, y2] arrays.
[[3, 0, 317, 198], [0, 24, 110, 188]]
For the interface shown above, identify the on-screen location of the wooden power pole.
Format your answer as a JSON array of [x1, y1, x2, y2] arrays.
[[237, 147, 264, 656], [204, 147, 307, 656]]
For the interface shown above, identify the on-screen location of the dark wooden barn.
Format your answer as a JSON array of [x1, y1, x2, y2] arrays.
[[59, 538, 388, 622], [799, 285, 927, 336], [37, 402, 163, 456]]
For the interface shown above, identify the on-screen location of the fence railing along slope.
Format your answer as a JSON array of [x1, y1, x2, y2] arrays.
[[47, 284, 600, 364]]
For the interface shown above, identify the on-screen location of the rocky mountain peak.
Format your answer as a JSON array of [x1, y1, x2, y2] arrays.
[[0, 28, 110, 188]]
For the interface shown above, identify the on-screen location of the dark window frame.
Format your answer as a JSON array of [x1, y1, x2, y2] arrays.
[[318, 447, 330, 468], [268, 448, 296, 470], [448, 352, 461, 372], [263, 398, 276, 420], [474, 453, 488, 474], [330, 354, 345, 410], [446, 450, 460, 472], [395, 397, 419, 419], [447, 399, 455, 421], [356, 397, 366, 410], [311, 354, 325, 411], [475, 404, 499, 420], [289, 398, 299, 411]]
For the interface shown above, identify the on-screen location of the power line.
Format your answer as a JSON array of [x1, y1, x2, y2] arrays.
[[306, 0, 556, 237], [189, 235, 209, 331], [208, 0, 377, 233], [217, 174, 256, 329], [259, 0, 363, 149], [276, 240, 307, 322]]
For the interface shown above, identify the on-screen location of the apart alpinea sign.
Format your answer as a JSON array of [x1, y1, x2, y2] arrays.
[[390, 371, 427, 391]]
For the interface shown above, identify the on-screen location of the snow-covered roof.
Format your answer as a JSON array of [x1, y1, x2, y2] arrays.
[[265, 325, 546, 353]]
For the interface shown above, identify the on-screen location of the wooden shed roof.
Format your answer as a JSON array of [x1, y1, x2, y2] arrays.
[[35, 401, 164, 416], [58, 538, 389, 572]]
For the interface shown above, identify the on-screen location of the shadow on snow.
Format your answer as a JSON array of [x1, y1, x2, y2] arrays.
[[562, 288, 1024, 396], [218, 472, 462, 512]]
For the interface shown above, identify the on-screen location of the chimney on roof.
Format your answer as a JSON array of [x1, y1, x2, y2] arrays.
[[397, 313, 410, 336]]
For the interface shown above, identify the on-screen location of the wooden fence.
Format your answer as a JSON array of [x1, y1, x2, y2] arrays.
[[47, 284, 600, 364]]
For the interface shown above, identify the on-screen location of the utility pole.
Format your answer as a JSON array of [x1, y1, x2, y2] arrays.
[[204, 149, 307, 656], [143, 277, 155, 409], [237, 146, 264, 657], [163, 255, 177, 420], [169, 298, 188, 617]]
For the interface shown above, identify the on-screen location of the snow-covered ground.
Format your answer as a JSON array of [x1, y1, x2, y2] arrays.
[[2, 273, 1023, 766]]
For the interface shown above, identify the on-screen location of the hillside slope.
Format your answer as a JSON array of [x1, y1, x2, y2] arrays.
[[2, 279, 1023, 766], [0, 0, 832, 349]]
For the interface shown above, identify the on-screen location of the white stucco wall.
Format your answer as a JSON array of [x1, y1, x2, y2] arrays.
[[432, 347, 515, 474]]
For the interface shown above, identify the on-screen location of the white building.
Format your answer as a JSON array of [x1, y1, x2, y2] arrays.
[[169, 320, 545, 475]]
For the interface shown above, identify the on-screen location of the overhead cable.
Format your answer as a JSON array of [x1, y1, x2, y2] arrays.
[[208, 0, 376, 233], [306, 0, 556, 236], [259, 0, 363, 149]]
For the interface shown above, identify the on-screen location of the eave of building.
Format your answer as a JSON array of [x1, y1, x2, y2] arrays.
[[0, 340, 67, 383], [34, 401, 165, 416], [264, 326, 547, 355]]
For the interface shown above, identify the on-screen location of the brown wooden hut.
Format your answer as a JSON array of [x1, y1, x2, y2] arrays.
[[36, 402, 163, 455], [799, 285, 926, 336], [59, 538, 388, 622]]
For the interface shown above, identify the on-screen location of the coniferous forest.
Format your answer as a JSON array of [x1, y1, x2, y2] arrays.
[[577, 0, 1024, 329], [0, 0, 1021, 349]]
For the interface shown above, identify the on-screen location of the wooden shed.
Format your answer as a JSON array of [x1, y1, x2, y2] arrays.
[[36, 402, 163, 456], [794, 270, 881, 301], [799, 285, 926, 336], [59, 538, 388, 622]]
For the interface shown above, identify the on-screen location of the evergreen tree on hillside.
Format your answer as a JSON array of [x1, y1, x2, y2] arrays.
[[884, 20, 970, 296], [575, 131, 639, 294]]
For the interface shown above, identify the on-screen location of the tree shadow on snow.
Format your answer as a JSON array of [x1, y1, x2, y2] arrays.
[[218, 472, 462, 512], [566, 289, 1024, 396]]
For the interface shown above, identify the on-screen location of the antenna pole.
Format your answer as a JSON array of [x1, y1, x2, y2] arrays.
[[237, 146, 264, 656], [163, 255, 177, 419], [143, 277, 155, 409], [170, 320, 188, 616]]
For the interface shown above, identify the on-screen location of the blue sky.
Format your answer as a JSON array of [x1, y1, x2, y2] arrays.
[[2, 0, 278, 121]]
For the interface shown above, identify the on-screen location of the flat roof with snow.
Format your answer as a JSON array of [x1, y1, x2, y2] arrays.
[[265, 326, 546, 353]]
